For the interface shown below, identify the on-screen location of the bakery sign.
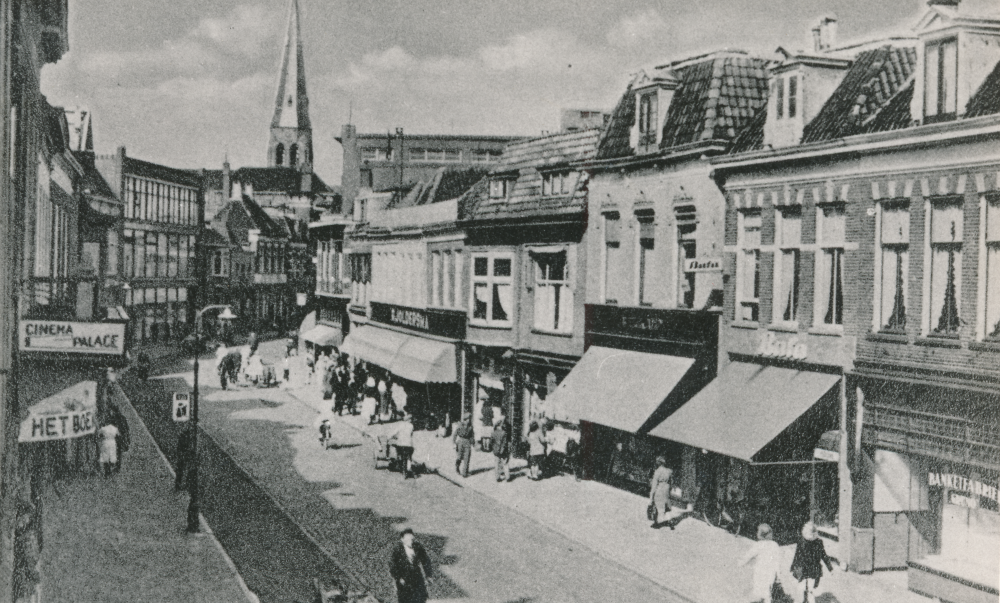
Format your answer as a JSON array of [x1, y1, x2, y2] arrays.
[[928, 471, 999, 509], [18, 381, 97, 443], [683, 257, 722, 272], [19, 320, 126, 356]]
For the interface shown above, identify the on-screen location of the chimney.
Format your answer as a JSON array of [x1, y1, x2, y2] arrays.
[[222, 159, 230, 199], [814, 16, 838, 52]]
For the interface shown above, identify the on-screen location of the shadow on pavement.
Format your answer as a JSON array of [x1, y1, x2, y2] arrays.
[[121, 370, 469, 603]]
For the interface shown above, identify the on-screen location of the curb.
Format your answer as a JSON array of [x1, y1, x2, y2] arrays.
[[111, 383, 262, 603]]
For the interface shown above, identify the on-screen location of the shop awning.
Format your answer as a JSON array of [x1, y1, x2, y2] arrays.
[[341, 326, 406, 369], [19, 381, 98, 443], [392, 336, 457, 383], [551, 346, 695, 434], [341, 326, 457, 383], [301, 324, 343, 348], [648, 362, 840, 462]]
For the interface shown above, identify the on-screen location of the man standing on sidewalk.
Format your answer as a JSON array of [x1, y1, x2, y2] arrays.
[[388, 528, 432, 603], [174, 425, 195, 491], [492, 419, 510, 482], [453, 414, 474, 478]]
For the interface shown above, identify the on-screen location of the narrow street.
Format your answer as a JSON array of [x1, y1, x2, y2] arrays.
[[126, 349, 680, 603]]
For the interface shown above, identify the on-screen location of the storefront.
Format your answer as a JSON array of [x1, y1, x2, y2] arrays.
[[547, 305, 719, 493], [646, 326, 850, 542], [341, 302, 464, 431], [853, 375, 1000, 603]]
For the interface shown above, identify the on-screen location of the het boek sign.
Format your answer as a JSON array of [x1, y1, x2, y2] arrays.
[[19, 320, 126, 356]]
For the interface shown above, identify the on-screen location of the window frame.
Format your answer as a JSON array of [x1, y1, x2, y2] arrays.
[[814, 203, 846, 329], [736, 209, 762, 323], [925, 196, 964, 337], [532, 250, 573, 334], [875, 200, 910, 333], [923, 37, 958, 122], [982, 194, 1000, 340], [773, 206, 802, 325], [469, 251, 514, 328], [489, 178, 513, 199]]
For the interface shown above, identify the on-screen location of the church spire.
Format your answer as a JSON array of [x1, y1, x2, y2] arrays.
[[269, 0, 312, 171]]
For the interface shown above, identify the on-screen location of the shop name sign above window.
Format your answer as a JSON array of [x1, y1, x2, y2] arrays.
[[19, 320, 126, 356], [390, 307, 429, 331], [683, 258, 722, 272], [928, 472, 999, 506], [370, 302, 466, 339], [756, 332, 807, 360]]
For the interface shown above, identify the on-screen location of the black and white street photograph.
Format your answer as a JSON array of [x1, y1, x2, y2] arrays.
[[3, 0, 1000, 601]]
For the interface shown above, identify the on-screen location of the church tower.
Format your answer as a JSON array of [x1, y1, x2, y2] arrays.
[[269, 0, 312, 171]]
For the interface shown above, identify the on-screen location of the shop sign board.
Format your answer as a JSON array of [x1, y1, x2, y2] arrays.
[[172, 392, 191, 422], [18, 381, 97, 442], [756, 332, 808, 360], [370, 302, 465, 339], [19, 320, 126, 356], [683, 257, 722, 272], [928, 471, 999, 507]]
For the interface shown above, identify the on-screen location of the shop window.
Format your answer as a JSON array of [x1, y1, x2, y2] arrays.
[[603, 212, 627, 304], [984, 196, 1000, 340], [471, 253, 513, 327], [878, 202, 909, 332], [924, 37, 958, 122], [815, 205, 845, 327], [774, 207, 802, 324], [533, 251, 572, 333], [736, 210, 762, 321], [927, 198, 962, 336], [637, 214, 657, 307], [677, 222, 696, 309]]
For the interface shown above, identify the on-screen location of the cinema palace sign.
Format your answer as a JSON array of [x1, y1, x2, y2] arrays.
[[19, 320, 126, 357]]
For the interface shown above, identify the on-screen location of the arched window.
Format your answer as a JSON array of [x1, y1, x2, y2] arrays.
[[289, 144, 298, 167], [275, 143, 285, 166]]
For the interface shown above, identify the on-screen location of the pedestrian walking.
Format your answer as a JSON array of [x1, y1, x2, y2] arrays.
[[453, 414, 474, 478], [319, 419, 333, 449], [492, 419, 510, 482], [174, 425, 196, 491], [107, 406, 130, 475], [790, 521, 834, 603], [388, 528, 433, 603], [527, 421, 546, 480], [649, 456, 673, 527], [97, 422, 119, 478], [362, 375, 379, 425], [739, 523, 781, 603], [391, 413, 415, 478]]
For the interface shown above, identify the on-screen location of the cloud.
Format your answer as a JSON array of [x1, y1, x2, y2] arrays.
[[606, 9, 670, 48]]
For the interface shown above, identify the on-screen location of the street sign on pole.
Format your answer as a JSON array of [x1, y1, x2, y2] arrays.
[[172, 392, 191, 422]]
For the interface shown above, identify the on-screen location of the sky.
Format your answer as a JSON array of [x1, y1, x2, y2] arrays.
[[40, 0, 969, 187]]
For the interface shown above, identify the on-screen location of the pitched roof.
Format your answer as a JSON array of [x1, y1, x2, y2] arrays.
[[230, 166, 333, 194], [123, 156, 202, 187], [275, 215, 309, 243], [596, 54, 769, 160], [966, 59, 1000, 118], [801, 45, 917, 143], [72, 151, 117, 200], [202, 227, 230, 248], [461, 129, 599, 222], [727, 103, 769, 154], [392, 166, 491, 209], [237, 195, 284, 237]]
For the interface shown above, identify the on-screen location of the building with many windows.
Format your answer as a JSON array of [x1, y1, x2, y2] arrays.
[[712, 3, 1000, 598], [95, 148, 202, 346]]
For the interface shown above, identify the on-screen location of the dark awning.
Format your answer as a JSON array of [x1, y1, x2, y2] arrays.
[[649, 362, 839, 462], [301, 324, 343, 348], [549, 346, 695, 434]]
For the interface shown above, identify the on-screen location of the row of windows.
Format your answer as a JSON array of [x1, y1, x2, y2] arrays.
[[256, 243, 287, 275], [124, 176, 198, 225], [468, 250, 574, 333], [125, 287, 189, 345], [372, 248, 426, 307], [360, 147, 503, 163], [317, 240, 347, 294], [122, 229, 196, 280], [429, 249, 464, 310]]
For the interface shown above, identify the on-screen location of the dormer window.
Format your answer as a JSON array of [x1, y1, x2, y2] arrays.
[[637, 92, 657, 148], [774, 74, 798, 120], [788, 75, 798, 118], [542, 171, 576, 196], [924, 37, 958, 121], [489, 178, 513, 199]]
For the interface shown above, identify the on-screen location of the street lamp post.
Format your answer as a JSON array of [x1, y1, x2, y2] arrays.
[[187, 304, 236, 533]]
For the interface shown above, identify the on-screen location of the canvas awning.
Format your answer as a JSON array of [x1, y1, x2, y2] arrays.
[[341, 326, 457, 383], [649, 362, 840, 462], [549, 346, 695, 434], [301, 324, 343, 348], [19, 381, 98, 443]]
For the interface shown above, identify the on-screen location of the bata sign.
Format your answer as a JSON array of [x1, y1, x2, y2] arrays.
[[683, 258, 722, 272], [19, 320, 125, 355], [18, 381, 97, 442], [757, 332, 808, 360]]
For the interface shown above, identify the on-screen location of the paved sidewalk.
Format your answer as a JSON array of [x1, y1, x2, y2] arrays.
[[272, 338, 929, 603], [39, 383, 257, 603]]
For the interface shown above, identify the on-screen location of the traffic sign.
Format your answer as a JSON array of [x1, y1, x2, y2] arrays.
[[172, 392, 191, 422]]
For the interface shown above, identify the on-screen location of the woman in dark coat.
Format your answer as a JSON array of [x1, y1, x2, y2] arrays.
[[791, 521, 834, 603], [388, 528, 432, 603]]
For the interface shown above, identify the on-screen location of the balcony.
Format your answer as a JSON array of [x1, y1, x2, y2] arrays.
[[253, 273, 287, 285]]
